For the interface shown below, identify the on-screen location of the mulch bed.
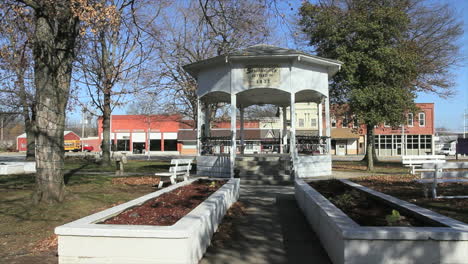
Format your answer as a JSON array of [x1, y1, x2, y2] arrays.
[[352, 175, 468, 224], [309, 180, 442, 227], [102, 179, 226, 226]]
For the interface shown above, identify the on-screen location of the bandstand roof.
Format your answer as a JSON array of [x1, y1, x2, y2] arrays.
[[183, 44, 342, 107], [184, 44, 342, 76]]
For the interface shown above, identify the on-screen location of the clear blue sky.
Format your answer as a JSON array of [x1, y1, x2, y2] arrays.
[[69, 0, 467, 132]]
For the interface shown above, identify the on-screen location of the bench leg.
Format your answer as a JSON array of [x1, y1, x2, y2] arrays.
[[431, 185, 437, 199], [170, 176, 176, 185], [423, 185, 428, 198], [158, 179, 164, 189]]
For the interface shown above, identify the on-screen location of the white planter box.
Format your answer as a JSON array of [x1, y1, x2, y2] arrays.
[[295, 179, 468, 264], [56, 178, 240, 264], [0, 163, 25, 175], [0, 162, 35, 175]]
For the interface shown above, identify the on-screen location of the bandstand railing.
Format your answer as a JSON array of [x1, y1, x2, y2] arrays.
[[295, 136, 329, 155], [201, 136, 232, 155], [201, 135, 329, 155]]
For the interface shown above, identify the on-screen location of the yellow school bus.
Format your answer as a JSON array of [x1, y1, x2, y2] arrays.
[[64, 140, 81, 152]]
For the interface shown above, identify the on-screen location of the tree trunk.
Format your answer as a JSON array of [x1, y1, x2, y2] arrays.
[[25, 113, 36, 161], [101, 91, 112, 166], [18, 71, 36, 161], [364, 124, 375, 171], [31, 6, 78, 204]]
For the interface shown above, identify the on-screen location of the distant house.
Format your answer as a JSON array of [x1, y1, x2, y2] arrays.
[[16, 131, 80, 152]]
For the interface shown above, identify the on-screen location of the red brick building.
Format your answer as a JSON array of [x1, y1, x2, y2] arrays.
[[96, 115, 263, 155], [97, 115, 184, 153], [330, 103, 435, 156]]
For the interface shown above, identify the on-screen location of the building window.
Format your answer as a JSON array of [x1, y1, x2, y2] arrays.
[[407, 113, 413, 127], [421, 135, 432, 149], [116, 139, 130, 151], [149, 139, 161, 151], [353, 118, 358, 128], [331, 117, 336, 128], [164, 140, 178, 151], [406, 135, 419, 149], [311, 118, 317, 127], [379, 135, 392, 149], [342, 116, 349, 127], [299, 118, 304, 127], [419, 112, 425, 127]]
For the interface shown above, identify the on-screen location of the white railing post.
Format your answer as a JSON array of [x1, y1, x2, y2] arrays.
[[230, 93, 237, 178]]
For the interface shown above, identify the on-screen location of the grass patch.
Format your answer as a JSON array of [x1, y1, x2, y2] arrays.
[[0, 172, 156, 260], [63, 159, 172, 173], [333, 160, 408, 174]]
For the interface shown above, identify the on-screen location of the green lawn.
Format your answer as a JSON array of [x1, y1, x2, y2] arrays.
[[63, 159, 172, 173], [333, 160, 409, 174], [0, 159, 170, 261]]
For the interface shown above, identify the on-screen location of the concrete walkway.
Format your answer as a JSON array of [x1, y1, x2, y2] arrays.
[[200, 184, 331, 264]]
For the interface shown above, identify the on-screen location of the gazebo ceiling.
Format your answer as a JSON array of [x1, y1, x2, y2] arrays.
[[200, 89, 324, 107]]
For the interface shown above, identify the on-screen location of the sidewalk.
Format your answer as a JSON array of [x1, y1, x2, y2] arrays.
[[200, 184, 331, 264]]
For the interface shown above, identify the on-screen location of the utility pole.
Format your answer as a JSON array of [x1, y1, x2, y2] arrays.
[[0, 116, 3, 143], [0, 116, 5, 143], [464, 109, 467, 139], [81, 109, 86, 152]]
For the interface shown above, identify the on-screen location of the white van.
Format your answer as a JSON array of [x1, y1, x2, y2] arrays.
[[438, 141, 456, 156]]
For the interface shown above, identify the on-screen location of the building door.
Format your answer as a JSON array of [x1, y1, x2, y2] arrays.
[[395, 143, 402, 156], [336, 141, 346, 156]]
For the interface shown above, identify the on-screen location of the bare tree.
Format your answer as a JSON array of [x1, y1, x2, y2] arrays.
[[407, 0, 464, 97], [148, 0, 271, 125], [0, 3, 37, 160], [74, 0, 158, 165], [0, 0, 122, 204]]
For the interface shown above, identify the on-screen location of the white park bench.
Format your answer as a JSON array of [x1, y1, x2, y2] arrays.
[[154, 159, 193, 188], [402, 155, 446, 175], [415, 162, 468, 198]]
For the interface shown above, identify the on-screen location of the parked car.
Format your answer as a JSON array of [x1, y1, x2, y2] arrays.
[[439, 146, 455, 156], [83, 145, 94, 152]]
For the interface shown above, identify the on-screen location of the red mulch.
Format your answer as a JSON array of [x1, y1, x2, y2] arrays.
[[309, 180, 442, 227], [102, 179, 226, 226]]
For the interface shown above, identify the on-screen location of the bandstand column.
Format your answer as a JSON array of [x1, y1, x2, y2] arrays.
[[240, 106, 245, 154], [318, 100, 323, 137], [204, 103, 211, 137], [230, 94, 237, 178], [282, 106, 288, 153], [197, 98, 204, 156], [290, 93, 296, 155], [324, 96, 331, 153]]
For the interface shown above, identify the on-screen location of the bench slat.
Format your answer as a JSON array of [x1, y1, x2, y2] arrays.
[[171, 159, 193, 165], [402, 160, 445, 164], [402, 155, 445, 160], [421, 171, 468, 179], [422, 162, 468, 169], [416, 179, 468, 183], [169, 165, 191, 172]]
